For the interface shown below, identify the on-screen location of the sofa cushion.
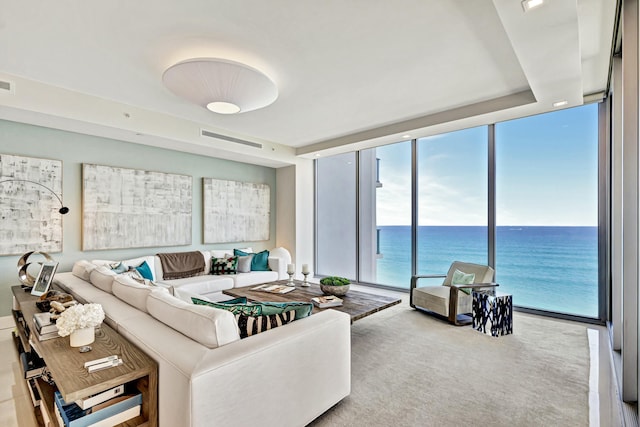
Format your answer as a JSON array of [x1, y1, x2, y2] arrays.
[[71, 260, 96, 281], [112, 275, 162, 312], [146, 290, 240, 348], [233, 271, 279, 287], [211, 256, 238, 275], [236, 310, 296, 338], [159, 275, 234, 295], [89, 266, 117, 293]]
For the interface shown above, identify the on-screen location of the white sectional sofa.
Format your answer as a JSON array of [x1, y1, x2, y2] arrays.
[[92, 247, 292, 300], [54, 254, 351, 427]]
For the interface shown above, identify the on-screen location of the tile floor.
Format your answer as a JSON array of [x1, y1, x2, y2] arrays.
[[0, 286, 627, 427]]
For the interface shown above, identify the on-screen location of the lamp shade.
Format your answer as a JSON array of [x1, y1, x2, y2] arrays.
[[162, 58, 278, 114]]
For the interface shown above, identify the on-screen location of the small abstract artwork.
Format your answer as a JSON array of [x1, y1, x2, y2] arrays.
[[82, 164, 192, 250], [203, 178, 270, 243], [0, 154, 63, 255]]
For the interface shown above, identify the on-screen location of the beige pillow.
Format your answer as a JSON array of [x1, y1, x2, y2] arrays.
[[72, 260, 96, 281], [112, 275, 162, 313], [146, 290, 240, 349], [89, 266, 117, 293]]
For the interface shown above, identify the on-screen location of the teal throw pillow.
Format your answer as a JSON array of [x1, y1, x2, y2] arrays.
[[451, 269, 475, 295], [235, 249, 270, 271], [250, 250, 270, 271], [135, 261, 154, 281]]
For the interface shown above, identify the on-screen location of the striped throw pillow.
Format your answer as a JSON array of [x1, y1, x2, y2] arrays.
[[236, 310, 296, 338]]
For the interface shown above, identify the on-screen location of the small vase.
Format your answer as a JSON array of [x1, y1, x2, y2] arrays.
[[70, 326, 95, 347]]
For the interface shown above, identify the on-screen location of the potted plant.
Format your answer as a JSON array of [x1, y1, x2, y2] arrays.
[[319, 276, 350, 296]]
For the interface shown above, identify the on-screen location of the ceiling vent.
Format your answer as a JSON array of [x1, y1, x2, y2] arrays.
[[0, 80, 14, 93], [200, 129, 263, 149]]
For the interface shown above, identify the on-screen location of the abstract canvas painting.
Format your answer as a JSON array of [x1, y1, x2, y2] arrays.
[[83, 164, 192, 250], [203, 178, 270, 243], [0, 154, 63, 255]]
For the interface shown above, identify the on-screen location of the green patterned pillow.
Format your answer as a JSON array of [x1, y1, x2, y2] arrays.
[[257, 301, 313, 320], [191, 298, 312, 320], [211, 256, 238, 275], [451, 269, 475, 295]]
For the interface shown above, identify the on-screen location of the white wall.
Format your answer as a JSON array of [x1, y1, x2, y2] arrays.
[[0, 119, 277, 316], [275, 159, 315, 278]]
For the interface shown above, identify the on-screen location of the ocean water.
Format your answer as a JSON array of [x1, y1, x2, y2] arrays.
[[375, 226, 599, 318]]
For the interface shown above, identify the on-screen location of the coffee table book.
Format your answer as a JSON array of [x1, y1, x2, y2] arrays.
[[33, 312, 58, 335], [311, 295, 343, 308]]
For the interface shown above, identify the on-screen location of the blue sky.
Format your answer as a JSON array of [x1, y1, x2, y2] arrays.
[[375, 103, 599, 226]]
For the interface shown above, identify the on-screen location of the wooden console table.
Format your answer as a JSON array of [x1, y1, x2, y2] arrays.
[[11, 285, 158, 427]]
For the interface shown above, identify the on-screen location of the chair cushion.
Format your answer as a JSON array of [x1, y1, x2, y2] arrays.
[[413, 285, 473, 317]]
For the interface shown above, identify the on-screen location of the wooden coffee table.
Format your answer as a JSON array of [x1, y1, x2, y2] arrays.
[[223, 280, 401, 323]]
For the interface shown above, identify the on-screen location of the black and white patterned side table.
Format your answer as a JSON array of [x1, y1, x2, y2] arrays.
[[472, 290, 513, 337]]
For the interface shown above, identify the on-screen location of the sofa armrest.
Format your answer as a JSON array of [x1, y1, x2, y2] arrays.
[[268, 256, 287, 280], [191, 310, 351, 426]]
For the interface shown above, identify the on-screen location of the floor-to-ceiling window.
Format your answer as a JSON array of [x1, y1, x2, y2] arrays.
[[416, 127, 488, 284], [316, 152, 357, 279], [359, 141, 412, 287], [495, 104, 599, 317], [315, 103, 602, 320]]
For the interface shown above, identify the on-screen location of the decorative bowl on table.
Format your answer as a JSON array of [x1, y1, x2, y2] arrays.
[[319, 276, 350, 296]]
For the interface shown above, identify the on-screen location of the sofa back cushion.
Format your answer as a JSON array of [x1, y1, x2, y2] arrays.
[[112, 275, 160, 312], [89, 266, 117, 293], [146, 290, 240, 348], [72, 260, 97, 281]]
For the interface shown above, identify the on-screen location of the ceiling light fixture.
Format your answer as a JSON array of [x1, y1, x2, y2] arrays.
[[522, 0, 544, 12], [402, 134, 411, 139], [553, 100, 568, 108], [162, 58, 278, 115]]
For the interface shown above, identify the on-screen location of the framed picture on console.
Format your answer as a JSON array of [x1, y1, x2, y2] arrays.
[[31, 261, 58, 296]]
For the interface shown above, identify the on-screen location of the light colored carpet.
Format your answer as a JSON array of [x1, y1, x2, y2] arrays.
[[310, 303, 589, 427]]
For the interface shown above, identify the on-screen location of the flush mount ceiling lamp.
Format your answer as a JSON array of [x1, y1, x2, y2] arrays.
[[162, 58, 278, 114]]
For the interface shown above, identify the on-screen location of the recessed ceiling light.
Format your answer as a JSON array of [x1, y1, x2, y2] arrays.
[[553, 100, 568, 108], [315, 154, 321, 157], [402, 134, 411, 139], [522, 0, 544, 12]]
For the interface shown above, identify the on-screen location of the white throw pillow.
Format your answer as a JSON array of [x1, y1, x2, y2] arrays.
[[146, 290, 240, 349], [89, 266, 117, 293], [112, 275, 163, 313], [71, 260, 97, 281]]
